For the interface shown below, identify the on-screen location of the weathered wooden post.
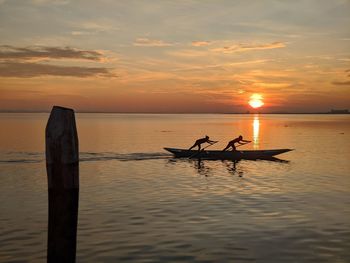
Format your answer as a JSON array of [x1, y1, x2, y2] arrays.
[[46, 106, 79, 263]]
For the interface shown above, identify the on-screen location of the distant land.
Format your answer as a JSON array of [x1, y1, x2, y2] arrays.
[[0, 109, 349, 114]]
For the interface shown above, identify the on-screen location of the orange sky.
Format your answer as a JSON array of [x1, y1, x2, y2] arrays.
[[0, 0, 349, 113]]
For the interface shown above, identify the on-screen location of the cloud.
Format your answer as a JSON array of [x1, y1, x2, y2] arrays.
[[31, 0, 70, 5], [211, 42, 286, 53], [167, 49, 209, 57], [77, 21, 118, 33], [71, 31, 93, 36], [133, 38, 173, 47], [227, 59, 271, 66], [332, 69, 350, 85], [68, 20, 119, 36], [0, 45, 116, 78], [191, 41, 212, 47], [332, 80, 350, 85], [0, 45, 103, 61], [0, 61, 115, 78]]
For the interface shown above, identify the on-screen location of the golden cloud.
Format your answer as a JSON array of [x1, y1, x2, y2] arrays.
[[133, 38, 173, 47], [191, 41, 212, 47], [211, 42, 286, 53]]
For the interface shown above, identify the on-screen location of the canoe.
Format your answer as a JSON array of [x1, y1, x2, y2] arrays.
[[164, 147, 292, 160]]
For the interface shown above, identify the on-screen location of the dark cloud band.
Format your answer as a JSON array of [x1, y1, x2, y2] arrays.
[[0, 61, 114, 78], [332, 81, 350, 86], [0, 45, 115, 78], [0, 45, 103, 61]]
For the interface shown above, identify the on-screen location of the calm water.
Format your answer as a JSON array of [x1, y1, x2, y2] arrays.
[[0, 113, 350, 262]]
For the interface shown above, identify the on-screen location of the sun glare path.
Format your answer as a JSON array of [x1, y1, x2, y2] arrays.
[[253, 115, 260, 149]]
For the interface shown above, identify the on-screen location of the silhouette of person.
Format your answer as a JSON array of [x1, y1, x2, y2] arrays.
[[189, 135, 216, 151], [222, 135, 251, 152]]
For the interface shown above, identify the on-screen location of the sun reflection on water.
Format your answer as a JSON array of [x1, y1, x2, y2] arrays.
[[253, 115, 260, 149]]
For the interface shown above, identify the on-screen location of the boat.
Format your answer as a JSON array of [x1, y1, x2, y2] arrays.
[[164, 147, 293, 160]]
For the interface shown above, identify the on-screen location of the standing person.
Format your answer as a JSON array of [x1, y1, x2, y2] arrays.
[[222, 135, 251, 152], [189, 135, 217, 151]]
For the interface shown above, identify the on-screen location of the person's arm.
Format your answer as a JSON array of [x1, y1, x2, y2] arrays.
[[208, 139, 217, 144], [238, 140, 251, 145], [238, 140, 252, 145]]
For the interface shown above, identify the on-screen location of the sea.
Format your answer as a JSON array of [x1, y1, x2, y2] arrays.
[[0, 113, 349, 262]]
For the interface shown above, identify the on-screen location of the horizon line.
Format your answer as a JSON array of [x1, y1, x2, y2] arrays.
[[0, 110, 348, 114]]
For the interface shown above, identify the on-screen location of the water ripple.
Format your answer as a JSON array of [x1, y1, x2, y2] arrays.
[[0, 151, 172, 163]]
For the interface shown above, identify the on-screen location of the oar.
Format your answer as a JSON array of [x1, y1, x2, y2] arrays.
[[236, 141, 251, 148], [189, 141, 218, 159], [234, 142, 251, 154]]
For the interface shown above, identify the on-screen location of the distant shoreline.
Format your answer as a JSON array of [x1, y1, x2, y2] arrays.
[[0, 111, 349, 114]]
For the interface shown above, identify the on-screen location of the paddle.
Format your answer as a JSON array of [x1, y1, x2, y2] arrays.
[[233, 141, 251, 155], [236, 141, 251, 148], [189, 141, 218, 159]]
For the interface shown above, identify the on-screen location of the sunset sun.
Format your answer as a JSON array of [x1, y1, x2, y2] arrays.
[[249, 93, 264, 109]]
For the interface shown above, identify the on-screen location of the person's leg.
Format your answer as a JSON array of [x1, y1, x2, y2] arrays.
[[231, 145, 236, 151], [189, 143, 197, 150], [222, 143, 230, 151]]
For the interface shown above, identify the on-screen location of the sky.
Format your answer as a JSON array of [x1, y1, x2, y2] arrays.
[[0, 0, 349, 113]]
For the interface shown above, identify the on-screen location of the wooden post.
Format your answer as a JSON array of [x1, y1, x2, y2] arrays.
[[46, 106, 79, 263]]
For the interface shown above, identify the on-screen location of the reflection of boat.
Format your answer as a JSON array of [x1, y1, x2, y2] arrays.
[[164, 148, 292, 160]]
